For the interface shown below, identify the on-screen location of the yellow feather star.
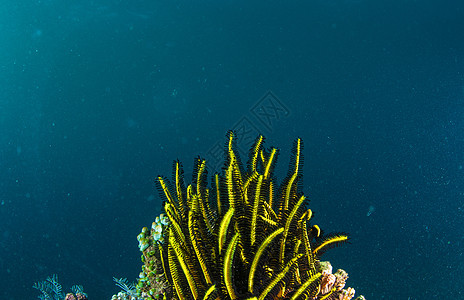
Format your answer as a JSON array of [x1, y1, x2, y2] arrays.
[[137, 131, 352, 300]]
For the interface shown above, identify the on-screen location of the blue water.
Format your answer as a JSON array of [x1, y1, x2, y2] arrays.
[[1, 0, 463, 299]]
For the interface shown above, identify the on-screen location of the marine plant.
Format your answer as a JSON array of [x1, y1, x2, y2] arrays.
[[113, 277, 138, 297], [33, 274, 64, 300], [33, 274, 88, 300], [136, 131, 362, 300]]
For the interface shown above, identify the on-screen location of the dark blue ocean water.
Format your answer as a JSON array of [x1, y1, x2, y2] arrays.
[[1, 0, 463, 299]]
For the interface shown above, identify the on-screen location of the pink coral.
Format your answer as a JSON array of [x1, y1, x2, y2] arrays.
[[320, 270, 337, 295], [334, 269, 349, 291], [64, 293, 88, 300], [315, 262, 364, 300], [76, 293, 88, 300], [338, 287, 355, 300], [65, 294, 76, 300]]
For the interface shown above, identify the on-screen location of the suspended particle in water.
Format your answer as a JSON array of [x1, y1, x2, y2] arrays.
[[366, 205, 376, 216]]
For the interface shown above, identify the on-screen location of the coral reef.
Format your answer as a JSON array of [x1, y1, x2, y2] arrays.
[[35, 132, 366, 300], [133, 132, 365, 300], [135, 214, 171, 298]]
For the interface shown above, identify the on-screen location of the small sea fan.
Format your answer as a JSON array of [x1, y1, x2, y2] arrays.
[[71, 284, 87, 296], [113, 277, 137, 297], [33, 274, 64, 300]]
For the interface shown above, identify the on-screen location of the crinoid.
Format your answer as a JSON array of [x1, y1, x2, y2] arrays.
[[137, 131, 353, 300]]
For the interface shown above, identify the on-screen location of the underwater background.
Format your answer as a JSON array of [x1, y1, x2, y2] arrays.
[[1, 0, 463, 299]]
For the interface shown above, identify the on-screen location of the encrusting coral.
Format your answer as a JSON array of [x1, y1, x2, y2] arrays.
[[134, 131, 365, 300]]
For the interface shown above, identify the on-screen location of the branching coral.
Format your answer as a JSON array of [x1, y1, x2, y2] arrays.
[[136, 131, 364, 300]]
